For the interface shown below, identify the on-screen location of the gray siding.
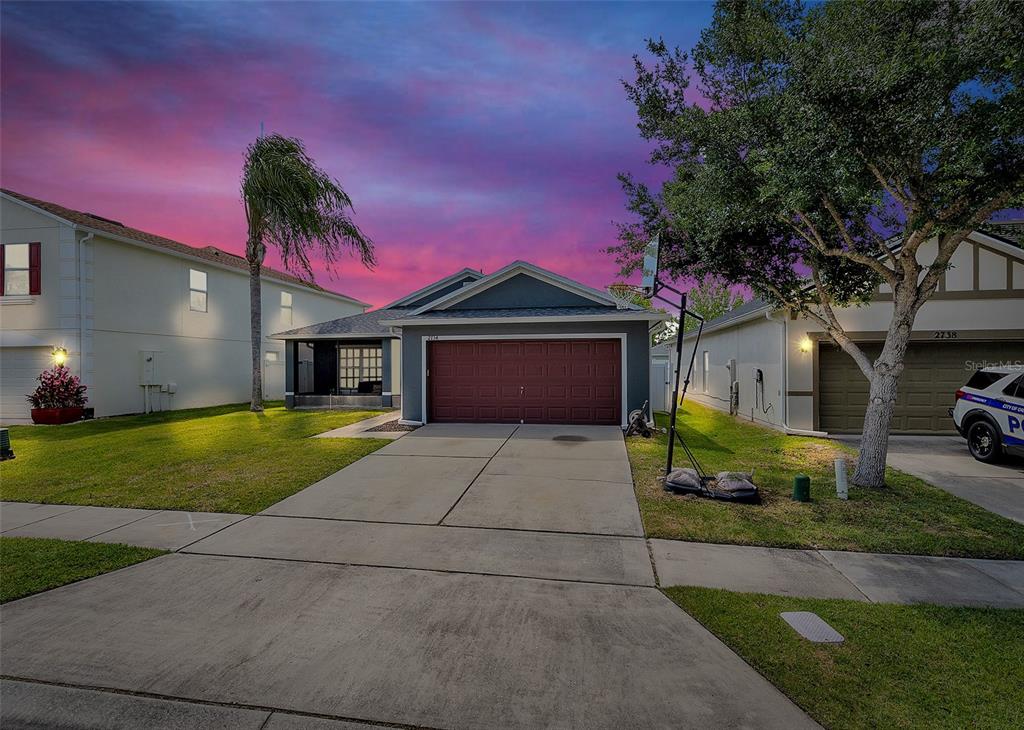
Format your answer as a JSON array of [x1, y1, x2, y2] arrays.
[[448, 274, 600, 310], [401, 320, 652, 425], [405, 275, 480, 308]]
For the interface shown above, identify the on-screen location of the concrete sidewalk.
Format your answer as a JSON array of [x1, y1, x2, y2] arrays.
[[1, 501, 246, 550], [651, 539, 1024, 608]]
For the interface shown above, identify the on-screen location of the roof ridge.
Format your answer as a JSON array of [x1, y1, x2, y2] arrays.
[[1, 188, 368, 305]]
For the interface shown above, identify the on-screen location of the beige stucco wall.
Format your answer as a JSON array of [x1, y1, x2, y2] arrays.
[[682, 235, 1024, 434], [1, 195, 365, 422]]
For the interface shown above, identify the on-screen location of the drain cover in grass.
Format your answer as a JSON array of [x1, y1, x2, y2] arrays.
[[780, 611, 844, 643]]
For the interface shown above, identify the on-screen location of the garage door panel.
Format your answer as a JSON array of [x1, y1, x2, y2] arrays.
[[1, 347, 53, 423], [819, 340, 1024, 433], [428, 339, 620, 424]]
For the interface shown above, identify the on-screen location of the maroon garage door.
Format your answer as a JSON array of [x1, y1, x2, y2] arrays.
[[428, 339, 621, 424]]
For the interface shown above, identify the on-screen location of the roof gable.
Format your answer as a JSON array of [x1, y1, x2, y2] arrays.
[[381, 268, 484, 309], [412, 261, 618, 315], [447, 272, 604, 310]]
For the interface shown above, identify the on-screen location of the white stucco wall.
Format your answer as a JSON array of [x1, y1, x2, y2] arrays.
[[0, 200, 82, 423], [1, 195, 365, 422], [685, 314, 785, 429]]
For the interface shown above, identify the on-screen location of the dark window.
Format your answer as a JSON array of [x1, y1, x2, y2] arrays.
[[965, 370, 1007, 390], [1, 242, 40, 296], [297, 342, 315, 394], [1003, 374, 1024, 399], [337, 345, 382, 394]]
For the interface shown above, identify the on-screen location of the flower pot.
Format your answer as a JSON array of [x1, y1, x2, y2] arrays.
[[30, 407, 84, 425]]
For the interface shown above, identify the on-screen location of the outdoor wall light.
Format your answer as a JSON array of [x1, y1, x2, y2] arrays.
[[798, 337, 813, 354], [52, 347, 68, 365]]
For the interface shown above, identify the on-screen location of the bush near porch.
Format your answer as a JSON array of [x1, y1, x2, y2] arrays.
[[627, 402, 1024, 559], [0, 403, 388, 514]]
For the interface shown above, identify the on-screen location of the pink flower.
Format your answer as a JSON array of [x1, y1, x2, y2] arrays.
[[26, 364, 88, 409]]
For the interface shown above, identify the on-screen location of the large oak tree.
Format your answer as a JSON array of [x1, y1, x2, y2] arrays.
[[612, 0, 1024, 486]]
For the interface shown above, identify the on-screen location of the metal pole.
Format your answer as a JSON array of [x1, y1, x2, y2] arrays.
[[666, 292, 687, 475]]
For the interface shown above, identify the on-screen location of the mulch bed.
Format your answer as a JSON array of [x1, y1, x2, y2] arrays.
[[364, 419, 419, 433]]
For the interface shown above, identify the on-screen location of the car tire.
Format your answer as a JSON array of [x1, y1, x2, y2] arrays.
[[967, 420, 1002, 463]]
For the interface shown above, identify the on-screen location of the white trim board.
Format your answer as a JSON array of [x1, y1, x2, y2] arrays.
[[409, 261, 622, 315], [381, 267, 484, 309], [419, 332, 629, 428]]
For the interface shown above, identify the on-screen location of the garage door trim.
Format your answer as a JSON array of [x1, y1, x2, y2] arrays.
[[421, 333, 628, 427]]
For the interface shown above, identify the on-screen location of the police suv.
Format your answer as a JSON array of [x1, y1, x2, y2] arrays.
[[951, 366, 1024, 463]]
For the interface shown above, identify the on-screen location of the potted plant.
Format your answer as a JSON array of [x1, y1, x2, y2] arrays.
[[26, 365, 88, 425]]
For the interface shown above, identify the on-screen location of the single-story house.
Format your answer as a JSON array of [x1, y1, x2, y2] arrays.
[[681, 229, 1024, 435], [274, 261, 669, 426]]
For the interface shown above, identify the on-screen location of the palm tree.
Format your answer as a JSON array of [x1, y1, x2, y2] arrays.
[[242, 133, 374, 411]]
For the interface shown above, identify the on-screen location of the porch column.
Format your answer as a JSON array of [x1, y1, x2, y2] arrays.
[[284, 340, 296, 409], [381, 339, 393, 408]]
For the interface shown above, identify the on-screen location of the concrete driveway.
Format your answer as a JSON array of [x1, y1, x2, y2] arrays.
[[0, 423, 816, 729], [839, 434, 1024, 523]]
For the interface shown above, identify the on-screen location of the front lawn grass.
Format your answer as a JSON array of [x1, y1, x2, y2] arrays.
[[667, 586, 1024, 729], [627, 402, 1024, 558], [0, 403, 388, 513], [0, 536, 165, 603]]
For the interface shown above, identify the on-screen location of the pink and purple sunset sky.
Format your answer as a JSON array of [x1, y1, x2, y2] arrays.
[[1, 1, 712, 307]]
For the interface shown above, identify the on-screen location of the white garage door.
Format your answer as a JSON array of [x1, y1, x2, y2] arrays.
[[1, 347, 52, 424]]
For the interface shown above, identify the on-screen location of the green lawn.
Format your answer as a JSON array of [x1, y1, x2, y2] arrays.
[[0, 403, 389, 513], [627, 402, 1024, 558], [667, 586, 1024, 729], [0, 536, 165, 603]]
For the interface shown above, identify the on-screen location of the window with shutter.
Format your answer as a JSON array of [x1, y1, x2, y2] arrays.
[[29, 242, 41, 295], [1, 242, 37, 296]]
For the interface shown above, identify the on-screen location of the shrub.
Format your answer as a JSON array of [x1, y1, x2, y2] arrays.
[[26, 365, 88, 409]]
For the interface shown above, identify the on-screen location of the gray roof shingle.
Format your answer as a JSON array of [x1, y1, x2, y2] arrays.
[[273, 307, 410, 338], [386, 306, 649, 321]]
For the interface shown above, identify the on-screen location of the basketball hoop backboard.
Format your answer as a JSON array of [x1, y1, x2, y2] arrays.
[[640, 233, 660, 297]]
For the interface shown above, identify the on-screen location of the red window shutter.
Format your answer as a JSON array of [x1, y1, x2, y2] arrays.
[[0, 245, 5, 296], [29, 242, 41, 295]]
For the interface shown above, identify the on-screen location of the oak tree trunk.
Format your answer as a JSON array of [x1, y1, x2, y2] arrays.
[[852, 293, 918, 487], [249, 258, 264, 412]]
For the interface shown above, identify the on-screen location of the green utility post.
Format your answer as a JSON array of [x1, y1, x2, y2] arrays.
[[792, 474, 811, 502]]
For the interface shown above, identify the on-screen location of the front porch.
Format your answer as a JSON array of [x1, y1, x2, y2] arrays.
[[293, 394, 400, 409], [282, 336, 399, 410]]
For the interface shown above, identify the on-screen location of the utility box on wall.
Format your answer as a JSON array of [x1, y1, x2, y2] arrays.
[[139, 351, 161, 385]]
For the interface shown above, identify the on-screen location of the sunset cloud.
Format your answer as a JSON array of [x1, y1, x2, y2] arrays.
[[1, 1, 712, 306]]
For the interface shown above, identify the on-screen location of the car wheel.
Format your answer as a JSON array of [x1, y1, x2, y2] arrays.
[[967, 420, 1002, 463]]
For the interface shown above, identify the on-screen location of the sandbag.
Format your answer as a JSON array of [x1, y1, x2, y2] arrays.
[[713, 470, 758, 498], [665, 467, 703, 492]]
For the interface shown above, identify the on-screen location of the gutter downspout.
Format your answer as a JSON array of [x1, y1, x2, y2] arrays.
[[77, 230, 94, 382], [767, 310, 827, 437]]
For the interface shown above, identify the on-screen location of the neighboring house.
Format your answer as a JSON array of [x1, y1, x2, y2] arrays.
[[275, 261, 668, 426], [0, 189, 367, 424], [682, 229, 1024, 435], [649, 340, 676, 413]]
